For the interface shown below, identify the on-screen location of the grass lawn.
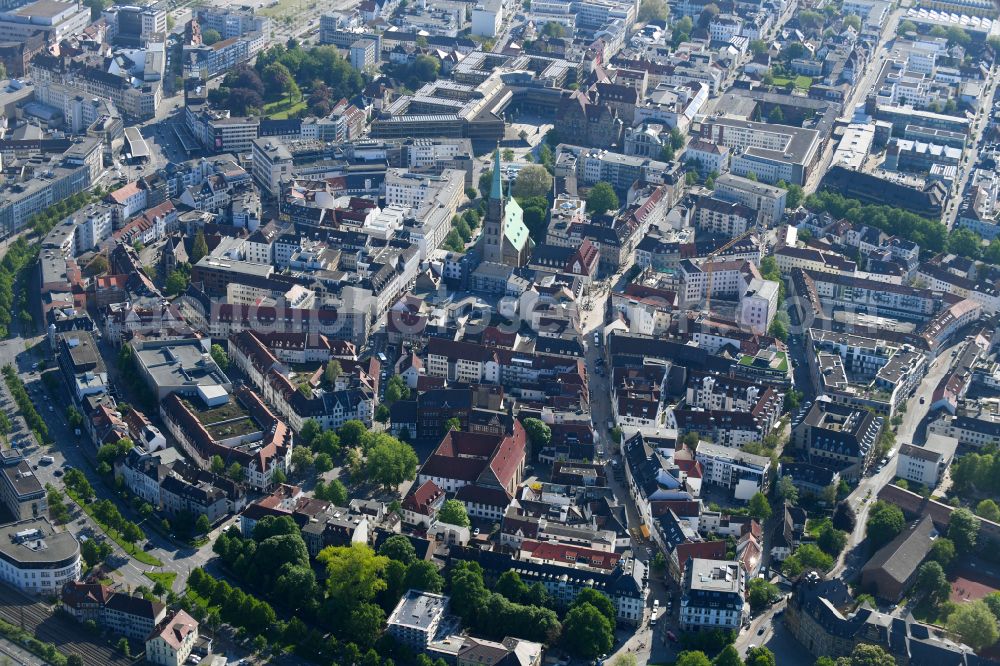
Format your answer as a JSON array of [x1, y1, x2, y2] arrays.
[[64, 487, 163, 567], [806, 517, 832, 538], [144, 571, 177, 591], [264, 98, 307, 119], [771, 75, 814, 90]]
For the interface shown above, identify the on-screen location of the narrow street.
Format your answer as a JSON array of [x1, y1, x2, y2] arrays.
[[831, 337, 962, 578]]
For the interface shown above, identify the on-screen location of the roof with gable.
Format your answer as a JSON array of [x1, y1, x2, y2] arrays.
[[148, 609, 197, 648]]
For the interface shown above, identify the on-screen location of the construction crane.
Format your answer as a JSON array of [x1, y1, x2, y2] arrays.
[[703, 210, 766, 318]]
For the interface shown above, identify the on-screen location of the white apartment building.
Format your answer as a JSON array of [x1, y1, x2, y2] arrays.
[[387, 590, 450, 651], [680, 559, 747, 632], [895, 436, 956, 488], [737, 277, 779, 336], [695, 442, 771, 501], [73, 203, 114, 252], [714, 173, 787, 226], [251, 138, 293, 197]]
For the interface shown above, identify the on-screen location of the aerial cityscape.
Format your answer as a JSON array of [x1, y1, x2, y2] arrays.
[[0, 0, 998, 662]]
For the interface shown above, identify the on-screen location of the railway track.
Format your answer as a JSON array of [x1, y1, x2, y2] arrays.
[[0, 584, 135, 666]]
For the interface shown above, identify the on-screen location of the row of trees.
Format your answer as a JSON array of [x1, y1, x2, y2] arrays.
[[0, 237, 38, 337], [2, 365, 49, 441], [803, 191, 948, 255], [675, 645, 774, 666]]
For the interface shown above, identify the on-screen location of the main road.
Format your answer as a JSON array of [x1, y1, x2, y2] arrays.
[[803, 7, 904, 195]]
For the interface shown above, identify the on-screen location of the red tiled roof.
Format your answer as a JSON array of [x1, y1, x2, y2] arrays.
[[403, 480, 444, 515], [676, 541, 726, 571], [521, 540, 621, 571]]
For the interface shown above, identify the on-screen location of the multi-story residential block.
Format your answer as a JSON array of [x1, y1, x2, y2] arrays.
[[694, 442, 771, 501], [713, 174, 786, 226], [692, 195, 755, 236], [791, 399, 883, 480], [895, 435, 957, 488], [386, 590, 450, 652], [0, 452, 46, 521], [680, 559, 746, 632], [104, 594, 167, 641], [701, 118, 820, 185], [928, 410, 1000, 449], [160, 385, 292, 491]]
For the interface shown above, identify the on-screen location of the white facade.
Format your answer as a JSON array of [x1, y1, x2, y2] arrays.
[[0, 520, 80, 594], [471, 0, 502, 37]]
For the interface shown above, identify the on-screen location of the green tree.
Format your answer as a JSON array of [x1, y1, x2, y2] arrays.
[[929, 537, 956, 568], [786, 184, 804, 209], [572, 589, 616, 627], [298, 419, 321, 448], [314, 477, 347, 504], [795, 544, 834, 571], [866, 501, 905, 551], [947, 228, 983, 260], [384, 375, 410, 404], [191, 228, 209, 264], [834, 644, 895, 666], [562, 602, 613, 658], [713, 645, 744, 666], [677, 653, 713, 666], [438, 499, 470, 527], [768, 106, 784, 123], [748, 492, 772, 521], [947, 600, 999, 652], [638, 0, 668, 21], [443, 417, 461, 433], [983, 591, 1000, 622], [379, 534, 417, 565], [313, 452, 334, 473], [403, 560, 444, 593], [339, 420, 367, 448], [749, 39, 767, 56], [210, 454, 225, 475], [512, 165, 553, 198], [226, 462, 243, 482], [775, 475, 799, 504], [202, 28, 222, 45], [375, 404, 391, 423], [748, 577, 779, 611], [818, 524, 848, 557], [317, 543, 389, 609], [496, 570, 529, 602], [914, 561, 950, 607], [948, 507, 980, 554], [586, 182, 619, 217], [745, 647, 775, 666], [522, 417, 551, 455], [195, 514, 211, 534], [365, 437, 418, 491], [210, 343, 229, 370], [325, 360, 343, 385], [291, 446, 314, 474], [977, 499, 1000, 523], [116, 637, 131, 657], [165, 270, 189, 295]]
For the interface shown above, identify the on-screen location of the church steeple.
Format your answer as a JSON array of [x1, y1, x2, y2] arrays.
[[490, 148, 503, 200]]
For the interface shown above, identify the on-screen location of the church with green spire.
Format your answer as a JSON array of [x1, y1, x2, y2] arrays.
[[478, 149, 533, 268]]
